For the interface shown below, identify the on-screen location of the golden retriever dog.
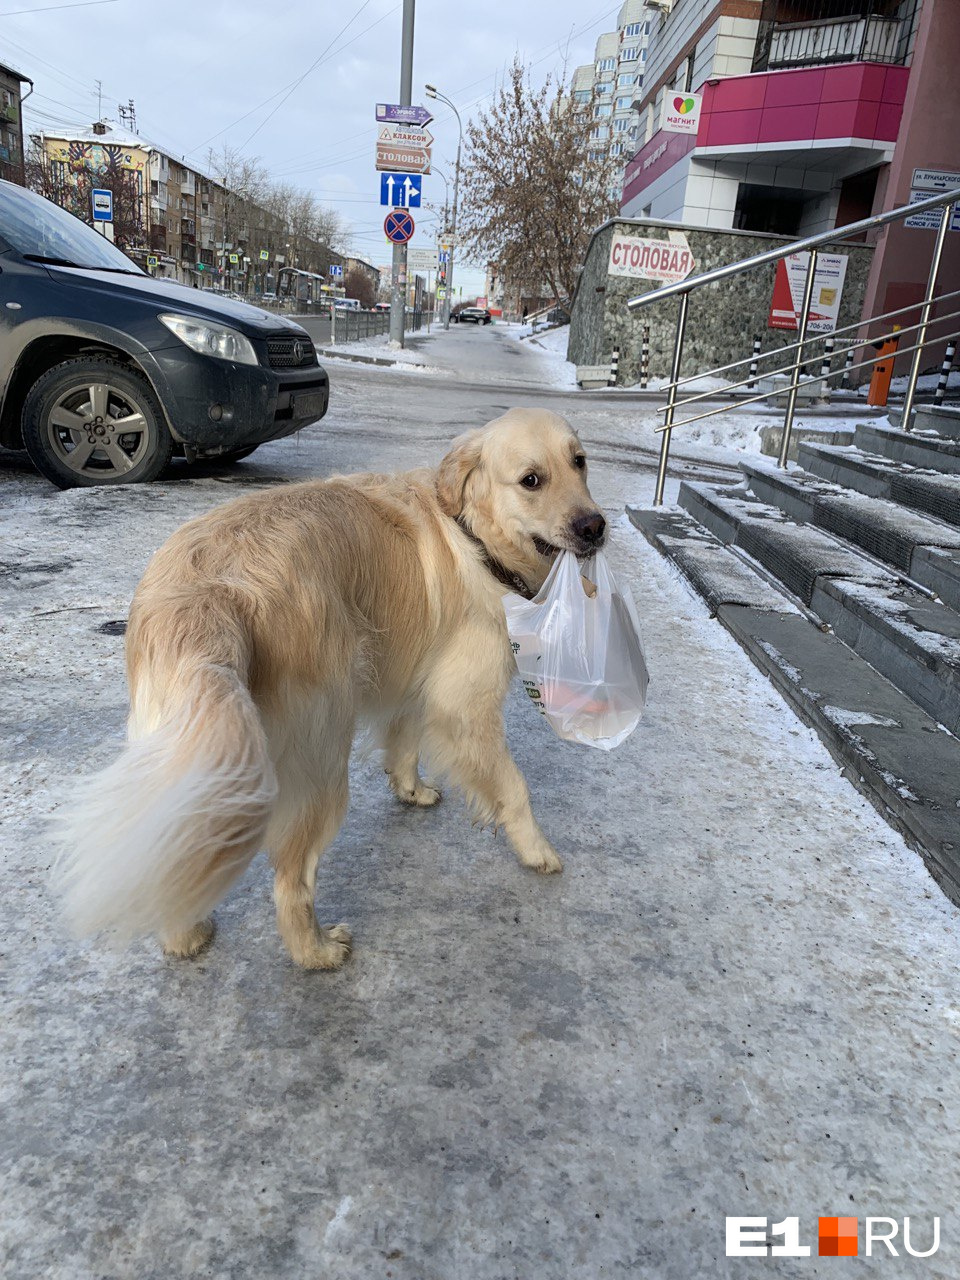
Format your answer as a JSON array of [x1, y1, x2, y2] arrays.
[[55, 408, 607, 969]]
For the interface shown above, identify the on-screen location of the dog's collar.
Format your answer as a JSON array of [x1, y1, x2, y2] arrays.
[[456, 518, 533, 599]]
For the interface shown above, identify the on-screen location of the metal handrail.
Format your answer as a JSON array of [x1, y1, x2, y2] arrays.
[[626, 184, 960, 503], [669, 287, 960, 391], [659, 327, 960, 432], [667, 304, 960, 414]]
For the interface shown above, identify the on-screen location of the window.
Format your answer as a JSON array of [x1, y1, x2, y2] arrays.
[[621, 46, 637, 61], [640, 49, 647, 62], [624, 21, 642, 36], [611, 142, 625, 156], [597, 81, 613, 96], [613, 118, 632, 133], [590, 125, 610, 141], [594, 103, 612, 117], [573, 89, 591, 103], [616, 96, 633, 110], [618, 73, 633, 87], [597, 57, 615, 71], [644, 20, 650, 35]]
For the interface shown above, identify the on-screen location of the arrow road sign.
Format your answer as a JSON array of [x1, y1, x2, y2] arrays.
[[376, 102, 433, 127], [384, 209, 415, 245], [376, 143, 431, 174], [380, 172, 422, 207], [329, 264, 343, 277], [378, 123, 434, 149]]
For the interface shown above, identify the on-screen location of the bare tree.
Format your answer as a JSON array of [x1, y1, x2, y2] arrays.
[[343, 267, 375, 308], [459, 59, 620, 304]]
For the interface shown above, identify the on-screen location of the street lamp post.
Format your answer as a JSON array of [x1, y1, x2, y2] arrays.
[[425, 83, 461, 331]]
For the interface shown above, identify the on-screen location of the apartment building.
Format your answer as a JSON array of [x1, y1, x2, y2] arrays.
[[0, 61, 32, 185], [570, 0, 652, 191], [35, 123, 334, 293]]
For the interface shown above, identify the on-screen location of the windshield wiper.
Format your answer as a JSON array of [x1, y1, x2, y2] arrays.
[[23, 254, 82, 267], [22, 254, 141, 274]]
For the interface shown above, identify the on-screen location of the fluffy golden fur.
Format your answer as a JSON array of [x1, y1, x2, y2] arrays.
[[54, 408, 606, 969]]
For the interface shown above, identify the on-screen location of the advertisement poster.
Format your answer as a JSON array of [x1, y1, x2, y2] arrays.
[[768, 252, 848, 332], [662, 91, 702, 135], [608, 231, 696, 283]]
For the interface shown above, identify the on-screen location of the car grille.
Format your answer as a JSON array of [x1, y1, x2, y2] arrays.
[[265, 334, 317, 368]]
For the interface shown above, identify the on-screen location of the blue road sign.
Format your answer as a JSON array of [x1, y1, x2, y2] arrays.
[[376, 102, 432, 127], [438, 249, 449, 263], [380, 172, 421, 208], [91, 188, 113, 222], [384, 208, 415, 244], [329, 264, 344, 277]]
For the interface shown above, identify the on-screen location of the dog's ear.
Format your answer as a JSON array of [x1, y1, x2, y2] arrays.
[[436, 430, 485, 517]]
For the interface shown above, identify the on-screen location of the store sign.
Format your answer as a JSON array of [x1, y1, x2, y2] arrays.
[[768, 253, 848, 333], [607, 232, 696, 283], [662, 92, 702, 135]]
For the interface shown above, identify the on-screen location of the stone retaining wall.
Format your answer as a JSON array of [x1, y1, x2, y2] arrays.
[[568, 219, 875, 388]]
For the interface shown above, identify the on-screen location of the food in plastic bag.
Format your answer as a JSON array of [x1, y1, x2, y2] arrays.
[[503, 549, 648, 750]]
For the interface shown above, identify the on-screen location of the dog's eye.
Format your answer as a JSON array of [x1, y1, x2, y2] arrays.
[[573, 455, 586, 470], [520, 473, 541, 490]]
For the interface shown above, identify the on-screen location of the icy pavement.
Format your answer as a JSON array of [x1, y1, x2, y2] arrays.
[[2, 349, 959, 1278]]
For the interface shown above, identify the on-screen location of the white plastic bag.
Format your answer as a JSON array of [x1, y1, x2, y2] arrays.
[[503, 550, 648, 751]]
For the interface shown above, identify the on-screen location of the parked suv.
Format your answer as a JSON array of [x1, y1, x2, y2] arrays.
[[456, 307, 492, 326], [0, 179, 329, 488]]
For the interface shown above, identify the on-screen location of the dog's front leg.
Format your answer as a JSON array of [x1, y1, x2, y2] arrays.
[[424, 702, 562, 873]]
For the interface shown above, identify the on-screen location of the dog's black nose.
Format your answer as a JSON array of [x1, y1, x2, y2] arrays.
[[572, 513, 606, 546]]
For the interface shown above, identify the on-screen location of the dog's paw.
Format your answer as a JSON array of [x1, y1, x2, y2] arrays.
[[389, 775, 442, 807], [296, 923, 353, 971], [521, 847, 564, 875], [162, 918, 215, 958]]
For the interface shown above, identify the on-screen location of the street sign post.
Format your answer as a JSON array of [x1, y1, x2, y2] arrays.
[[406, 247, 438, 272], [376, 124, 432, 174], [376, 102, 433, 126], [380, 172, 422, 207], [384, 209, 415, 244], [91, 188, 112, 222]]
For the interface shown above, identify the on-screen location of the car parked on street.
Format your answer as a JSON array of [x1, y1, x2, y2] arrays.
[[0, 179, 329, 488], [456, 307, 492, 326]]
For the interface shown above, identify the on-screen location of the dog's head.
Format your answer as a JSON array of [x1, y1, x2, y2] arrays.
[[437, 409, 605, 586]]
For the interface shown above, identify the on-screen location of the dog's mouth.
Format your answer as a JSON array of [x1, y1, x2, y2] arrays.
[[532, 535, 564, 558]]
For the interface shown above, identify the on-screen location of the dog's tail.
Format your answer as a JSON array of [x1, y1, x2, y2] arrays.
[[53, 604, 277, 944]]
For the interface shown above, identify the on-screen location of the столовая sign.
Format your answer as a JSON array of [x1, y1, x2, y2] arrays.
[[607, 232, 696, 284]]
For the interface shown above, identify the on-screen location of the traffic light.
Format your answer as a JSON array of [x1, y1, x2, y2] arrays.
[[197, 263, 205, 272]]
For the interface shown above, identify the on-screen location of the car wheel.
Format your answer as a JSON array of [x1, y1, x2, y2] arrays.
[[21, 356, 173, 489]]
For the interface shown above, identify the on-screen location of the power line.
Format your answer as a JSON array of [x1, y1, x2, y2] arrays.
[[0, 0, 117, 15]]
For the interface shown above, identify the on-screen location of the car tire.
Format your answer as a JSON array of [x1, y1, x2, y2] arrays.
[[21, 356, 173, 489]]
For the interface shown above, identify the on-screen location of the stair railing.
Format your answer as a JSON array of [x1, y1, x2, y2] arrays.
[[626, 185, 960, 504]]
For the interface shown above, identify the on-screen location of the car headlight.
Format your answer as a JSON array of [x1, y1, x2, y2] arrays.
[[158, 314, 259, 366]]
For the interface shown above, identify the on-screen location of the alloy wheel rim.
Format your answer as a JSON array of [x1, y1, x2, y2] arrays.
[[47, 381, 150, 477]]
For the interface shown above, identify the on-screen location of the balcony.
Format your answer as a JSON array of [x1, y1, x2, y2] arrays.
[[752, 0, 919, 72]]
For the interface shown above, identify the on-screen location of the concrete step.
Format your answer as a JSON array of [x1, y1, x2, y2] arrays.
[[798, 442, 960, 529], [628, 505, 960, 905], [677, 481, 960, 734], [889, 403, 960, 439], [741, 461, 960, 610], [855, 422, 960, 474]]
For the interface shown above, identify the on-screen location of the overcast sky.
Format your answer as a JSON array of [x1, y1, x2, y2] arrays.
[[3, 0, 625, 298]]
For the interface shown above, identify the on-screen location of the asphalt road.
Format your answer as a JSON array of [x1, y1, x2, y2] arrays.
[[2, 327, 958, 1280]]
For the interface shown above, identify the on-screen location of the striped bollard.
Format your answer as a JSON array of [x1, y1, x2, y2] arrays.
[[819, 335, 835, 382], [748, 334, 761, 388], [608, 347, 620, 388], [934, 339, 957, 405], [841, 344, 856, 389], [640, 327, 649, 389]]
